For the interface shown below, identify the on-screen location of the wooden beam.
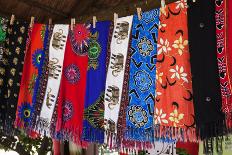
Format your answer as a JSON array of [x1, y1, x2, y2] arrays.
[[61, 0, 177, 23], [18, 0, 68, 18]]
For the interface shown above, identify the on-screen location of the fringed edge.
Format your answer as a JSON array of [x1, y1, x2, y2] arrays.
[[154, 125, 197, 143], [104, 130, 118, 150], [82, 126, 104, 144], [52, 126, 88, 148], [203, 136, 224, 154], [34, 116, 51, 136], [197, 119, 227, 140], [3, 119, 19, 136]]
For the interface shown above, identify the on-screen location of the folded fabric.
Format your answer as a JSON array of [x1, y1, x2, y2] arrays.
[[155, 1, 196, 142], [188, 0, 226, 141], [55, 24, 89, 147], [36, 24, 69, 136], [2, 20, 29, 135], [82, 21, 111, 144], [15, 24, 47, 130], [125, 9, 159, 144], [0, 17, 8, 132], [104, 15, 133, 147]]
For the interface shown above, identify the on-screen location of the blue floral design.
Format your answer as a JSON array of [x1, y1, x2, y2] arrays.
[[32, 49, 44, 68], [133, 70, 152, 91], [18, 102, 33, 123], [128, 105, 148, 128]]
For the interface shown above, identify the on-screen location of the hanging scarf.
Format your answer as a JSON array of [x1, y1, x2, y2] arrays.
[[154, 1, 196, 142], [15, 24, 47, 130], [2, 20, 29, 135], [0, 17, 8, 132], [125, 9, 159, 144], [36, 24, 69, 136], [225, 0, 232, 129], [29, 26, 53, 132], [188, 0, 226, 142], [215, 0, 232, 129], [104, 15, 133, 147], [55, 24, 90, 147], [82, 21, 111, 144]]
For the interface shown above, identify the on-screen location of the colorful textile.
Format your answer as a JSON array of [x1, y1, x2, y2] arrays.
[[36, 25, 69, 136], [29, 26, 53, 132], [188, 0, 226, 140], [82, 21, 111, 144], [15, 24, 47, 130], [104, 15, 133, 146], [155, 1, 196, 142], [55, 24, 89, 147], [215, 0, 232, 129], [125, 9, 159, 143], [225, 0, 232, 128], [0, 17, 8, 132], [2, 20, 29, 135]]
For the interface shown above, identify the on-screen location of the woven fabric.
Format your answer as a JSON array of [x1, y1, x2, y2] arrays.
[[82, 21, 111, 144], [2, 20, 29, 135], [0, 17, 8, 132], [154, 1, 196, 142], [55, 24, 90, 147], [125, 9, 159, 143], [15, 24, 47, 130], [36, 25, 69, 136], [188, 0, 226, 140]]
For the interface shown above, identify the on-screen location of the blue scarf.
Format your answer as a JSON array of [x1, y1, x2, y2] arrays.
[[125, 9, 160, 142], [82, 21, 111, 143]]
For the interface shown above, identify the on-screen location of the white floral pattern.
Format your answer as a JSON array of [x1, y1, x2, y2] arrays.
[[154, 108, 168, 124], [175, 0, 188, 9], [169, 109, 184, 127], [156, 70, 163, 84], [157, 38, 172, 55], [172, 36, 188, 56], [169, 65, 188, 83]]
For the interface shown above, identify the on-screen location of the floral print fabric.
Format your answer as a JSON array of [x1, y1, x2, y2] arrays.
[[16, 24, 46, 130], [1, 20, 29, 135], [155, 1, 196, 141], [0, 17, 8, 132]]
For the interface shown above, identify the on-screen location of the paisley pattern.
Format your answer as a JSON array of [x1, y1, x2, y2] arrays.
[[64, 64, 80, 84], [88, 32, 101, 70]]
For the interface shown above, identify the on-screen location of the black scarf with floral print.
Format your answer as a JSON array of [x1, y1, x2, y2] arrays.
[[1, 20, 29, 135]]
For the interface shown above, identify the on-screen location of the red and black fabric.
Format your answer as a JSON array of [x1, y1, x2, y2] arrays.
[[187, 0, 226, 141]]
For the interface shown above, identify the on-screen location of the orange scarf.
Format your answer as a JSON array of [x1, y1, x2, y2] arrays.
[[155, 2, 196, 141], [16, 24, 45, 129]]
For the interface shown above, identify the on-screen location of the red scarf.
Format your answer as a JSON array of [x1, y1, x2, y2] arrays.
[[15, 24, 45, 130], [155, 2, 196, 141], [56, 24, 89, 147], [216, 0, 232, 128], [226, 0, 232, 128]]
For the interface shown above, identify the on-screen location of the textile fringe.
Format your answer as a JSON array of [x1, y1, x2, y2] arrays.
[[82, 127, 104, 144], [197, 119, 227, 140], [104, 130, 117, 149], [34, 116, 51, 136], [3, 119, 19, 136], [154, 125, 197, 143], [52, 126, 88, 148]]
